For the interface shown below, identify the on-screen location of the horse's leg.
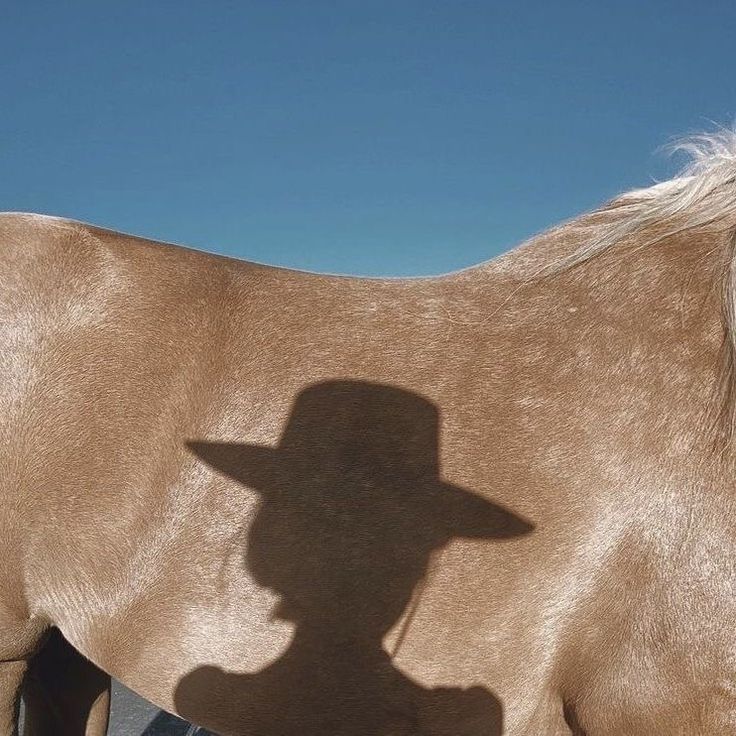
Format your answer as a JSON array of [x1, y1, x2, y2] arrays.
[[21, 629, 110, 736], [0, 610, 49, 736], [0, 660, 26, 736]]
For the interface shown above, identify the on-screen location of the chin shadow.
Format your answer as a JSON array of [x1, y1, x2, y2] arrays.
[[175, 380, 532, 735]]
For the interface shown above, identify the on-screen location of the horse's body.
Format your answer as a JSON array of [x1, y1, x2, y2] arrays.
[[3, 135, 736, 735]]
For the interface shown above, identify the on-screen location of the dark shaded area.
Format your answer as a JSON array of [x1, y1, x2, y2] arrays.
[[21, 628, 111, 736], [176, 380, 532, 735], [563, 700, 588, 736]]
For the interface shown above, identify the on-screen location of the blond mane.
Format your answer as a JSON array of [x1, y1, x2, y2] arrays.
[[557, 128, 736, 269]]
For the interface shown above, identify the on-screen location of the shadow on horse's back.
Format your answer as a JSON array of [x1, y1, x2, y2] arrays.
[[3, 130, 736, 735]]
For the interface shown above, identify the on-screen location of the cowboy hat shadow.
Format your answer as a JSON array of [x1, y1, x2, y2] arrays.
[[175, 380, 533, 735]]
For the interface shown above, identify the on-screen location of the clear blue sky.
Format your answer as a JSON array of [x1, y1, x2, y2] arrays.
[[2, 1, 735, 276]]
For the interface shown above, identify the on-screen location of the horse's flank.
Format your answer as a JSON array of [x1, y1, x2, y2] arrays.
[[2, 131, 736, 735]]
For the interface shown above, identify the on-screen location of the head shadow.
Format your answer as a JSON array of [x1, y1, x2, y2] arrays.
[[176, 380, 533, 735]]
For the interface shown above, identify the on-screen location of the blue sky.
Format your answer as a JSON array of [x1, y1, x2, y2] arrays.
[[2, 1, 735, 275]]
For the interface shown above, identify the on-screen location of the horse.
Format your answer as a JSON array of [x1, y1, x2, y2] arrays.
[[3, 129, 736, 736]]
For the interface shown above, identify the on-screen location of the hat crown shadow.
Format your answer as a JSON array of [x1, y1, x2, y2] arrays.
[[276, 381, 441, 476]]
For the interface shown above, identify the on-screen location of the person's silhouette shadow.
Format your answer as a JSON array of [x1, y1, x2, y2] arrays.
[[176, 380, 532, 735]]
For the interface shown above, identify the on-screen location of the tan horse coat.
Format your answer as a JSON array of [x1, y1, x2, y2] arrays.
[[2, 133, 736, 734]]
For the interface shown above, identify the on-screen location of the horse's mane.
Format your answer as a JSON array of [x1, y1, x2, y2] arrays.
[[553, 128, 736, 450], [556, 128, 736, 270]]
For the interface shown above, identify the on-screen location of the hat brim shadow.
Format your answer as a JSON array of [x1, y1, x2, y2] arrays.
[[187, 440, 533, 541]]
